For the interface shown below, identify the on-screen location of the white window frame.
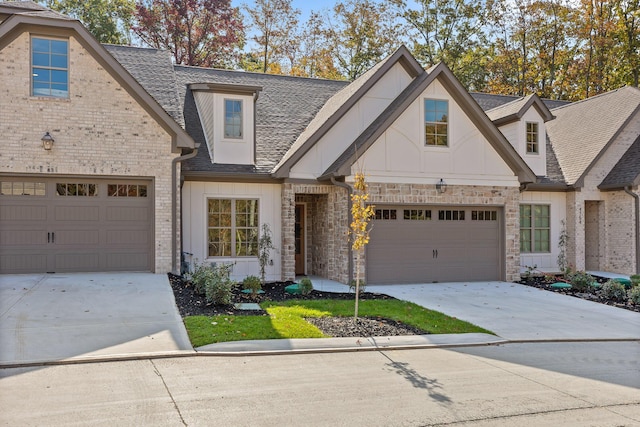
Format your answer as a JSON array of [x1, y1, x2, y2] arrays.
[[223, 98, 243, 139], [526, 122, 539, 154]]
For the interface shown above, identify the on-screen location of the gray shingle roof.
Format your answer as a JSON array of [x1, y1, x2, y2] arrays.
[[471, 92, 570, 112], [0, 1, 71, 19], [173, 66, 348, 175], [547, 86, 640, 186], [600, 134, 640, 189], [104, 45, 184, 127]]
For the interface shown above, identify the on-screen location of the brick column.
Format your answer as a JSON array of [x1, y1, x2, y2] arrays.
[[281, 183, 296, 281]]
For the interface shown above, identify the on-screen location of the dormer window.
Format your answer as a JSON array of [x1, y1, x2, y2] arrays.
[[224, 99, 243, 139], [526, 122, 539, 154]]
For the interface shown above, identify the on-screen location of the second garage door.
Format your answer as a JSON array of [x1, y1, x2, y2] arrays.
[[0, 177, 153, 274], [366, 206, 502, 284]]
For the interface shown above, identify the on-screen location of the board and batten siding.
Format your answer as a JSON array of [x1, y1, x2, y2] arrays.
[[354, 79, 520, 187], [496, 108, 547, 176], [519, 191, 567, 272], [182, 181, 282, 281], [289, 62, 413, 180]]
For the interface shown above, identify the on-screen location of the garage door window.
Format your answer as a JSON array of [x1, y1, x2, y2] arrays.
[[1, 181, 46, 196], [108, 184, 147, 197], [404, 209, 431, 220], [439, 210, 465, 220], [56, 183, 98, 196], [472, 210, 497, 221], [520, 204, 550, 252], [375, 209, 397, 220], [208, 198, 259, 257]]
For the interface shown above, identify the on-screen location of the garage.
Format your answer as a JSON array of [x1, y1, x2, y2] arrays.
[[366, 206, 502, 284], [0, 176, 153, 274]]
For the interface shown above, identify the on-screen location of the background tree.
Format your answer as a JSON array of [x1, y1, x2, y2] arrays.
[[43, 0, 135, 44], [245, 0, 300, 73], [392, 0, 489, 89], [133, 0, 244, 67], [327, 0, 401, 80], [295, 11, 343, 79]]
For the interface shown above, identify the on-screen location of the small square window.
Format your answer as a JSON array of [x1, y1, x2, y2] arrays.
[[32, 37, 68, 98]]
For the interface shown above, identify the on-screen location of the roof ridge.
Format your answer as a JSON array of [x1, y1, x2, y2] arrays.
[[174, 64, 348, 84], [551, 86, 638, 111]]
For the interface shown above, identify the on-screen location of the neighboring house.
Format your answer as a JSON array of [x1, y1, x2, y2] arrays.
[[0, 1, 195, 274], [2, 2, 638, 282]]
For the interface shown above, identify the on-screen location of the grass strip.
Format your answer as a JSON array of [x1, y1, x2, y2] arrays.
[[184, 299, 492, 347]]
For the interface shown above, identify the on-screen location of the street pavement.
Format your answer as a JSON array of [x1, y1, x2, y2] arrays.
[[1, 342, 638, 426]]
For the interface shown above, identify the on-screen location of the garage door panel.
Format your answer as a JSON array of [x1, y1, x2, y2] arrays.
[[54, 252, 101, 271], [0, 229, 48, 246], [106, 206, 149, 222], [54, 206, 100, 221], [0, 204, 47, 221], [54, 230, 100, 246], [106, 230, 149, 246], [1, 253, 48, 273], [106, 252, 150, 270]]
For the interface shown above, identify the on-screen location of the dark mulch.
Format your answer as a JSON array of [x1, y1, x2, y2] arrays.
[[518, 275, 640, 313], [168, 274, 425, 337]]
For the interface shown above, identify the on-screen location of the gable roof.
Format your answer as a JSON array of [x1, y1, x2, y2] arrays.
[[485, 94, 554, 126], [173, 65, 348, 178], [547, 86, 640, 187], [320, 62, 537, 183], [600, 134, 640, 189], [0, 5, 194, 151], [471, 92, 570, 111], [271, 45, 424, 178], [0, 1, 69, 19]]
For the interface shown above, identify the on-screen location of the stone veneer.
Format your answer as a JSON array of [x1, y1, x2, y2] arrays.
[[282, 181, 521, 284], [0, 31, 180, 273]]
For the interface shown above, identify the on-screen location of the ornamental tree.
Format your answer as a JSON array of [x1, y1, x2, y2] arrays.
[[350, 172, 375, 319]]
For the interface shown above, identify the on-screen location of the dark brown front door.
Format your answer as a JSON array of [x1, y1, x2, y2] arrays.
[[295, 204, 305, 275]]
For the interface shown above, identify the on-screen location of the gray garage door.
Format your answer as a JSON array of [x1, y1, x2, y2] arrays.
[[0, 177, 153, 273], [366, 206, 502, 284]]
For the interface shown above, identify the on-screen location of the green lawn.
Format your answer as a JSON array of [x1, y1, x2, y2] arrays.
[[184, 299, 493, 347]]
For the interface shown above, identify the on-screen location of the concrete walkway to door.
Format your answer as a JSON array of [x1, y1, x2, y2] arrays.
[[0, 273, 193, 366], [367, 281, 640, 341]]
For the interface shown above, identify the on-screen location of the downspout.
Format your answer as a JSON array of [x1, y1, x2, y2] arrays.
[[624, 186, 640, 274], [172, 146, 199, 273], [330, 176, 354, 285]]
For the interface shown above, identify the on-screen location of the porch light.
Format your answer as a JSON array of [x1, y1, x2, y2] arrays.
[[436, 178, 447, 194], [41, 132, 54, 150]]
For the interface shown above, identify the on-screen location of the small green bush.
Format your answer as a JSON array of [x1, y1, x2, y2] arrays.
[[243, 275, 262, 297], [569, 271, 595, 292], [601, 280, 627, 302], [628, 286, 640, 305], [630, 274, 640, 287], [349, 279, 366, 294], [298, 277, 313, 295], [187, 261, 235, 305]]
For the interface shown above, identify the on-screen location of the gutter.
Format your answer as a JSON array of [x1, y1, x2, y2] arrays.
[[171, 146, 199, 273], [330, 176, 354, 285], [624, 186, 640, 274]]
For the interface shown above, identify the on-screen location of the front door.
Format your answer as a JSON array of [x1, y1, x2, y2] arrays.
[[295, 204, 305, 275]]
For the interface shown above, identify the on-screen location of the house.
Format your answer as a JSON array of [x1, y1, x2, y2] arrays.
[[2, 2, 638, 282]]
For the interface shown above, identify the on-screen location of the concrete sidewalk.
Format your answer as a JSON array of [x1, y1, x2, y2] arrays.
[[0, 273, 193, 366]]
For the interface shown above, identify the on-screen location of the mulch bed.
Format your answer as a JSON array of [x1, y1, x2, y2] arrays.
[[168, 274, 425, 337], [518, 275, 640, 313]]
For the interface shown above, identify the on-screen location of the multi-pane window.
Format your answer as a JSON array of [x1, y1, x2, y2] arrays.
[[374, 209, 397, 220], [520, 204, 550, 252], [438, 210, 465, 221], [526, 122, 539, 154], [224, 99, 243, 138], [472, 210, 497, 221], [56, 183, 98, 196], [108, 184, 147, 197], [32, 37, 68, 98], [424, 99, 448, 146], [403, 209, 432, 220], [1, 181, 46, 196], [208, 199, 259, 257]]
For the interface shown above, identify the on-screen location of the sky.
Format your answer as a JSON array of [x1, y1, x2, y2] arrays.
[[232, 1, 343, 21]]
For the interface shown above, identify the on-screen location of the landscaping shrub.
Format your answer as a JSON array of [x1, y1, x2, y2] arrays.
[[187, 261, 235, 305], [631, 274, 640, 287], [298, 277, 313, 295], [629, 286, 640, 305], [569, 271, 595, 292], [243, 275, 262, 297], [601, 280, 626, 302]]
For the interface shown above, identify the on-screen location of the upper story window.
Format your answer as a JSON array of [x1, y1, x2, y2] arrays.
[[224, 99, 243, 139], [32, 37, 68, 98], [526, 122, 539, 154], [425, 99, 448, 146]]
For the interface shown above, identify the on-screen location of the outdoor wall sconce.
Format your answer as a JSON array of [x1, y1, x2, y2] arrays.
[[41, 132, 55, 150], [436, 178, 447, 194]]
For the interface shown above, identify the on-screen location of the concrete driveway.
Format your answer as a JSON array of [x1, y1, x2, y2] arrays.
[[0, 273, 193, 366], [368, 281, 640, 341]]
